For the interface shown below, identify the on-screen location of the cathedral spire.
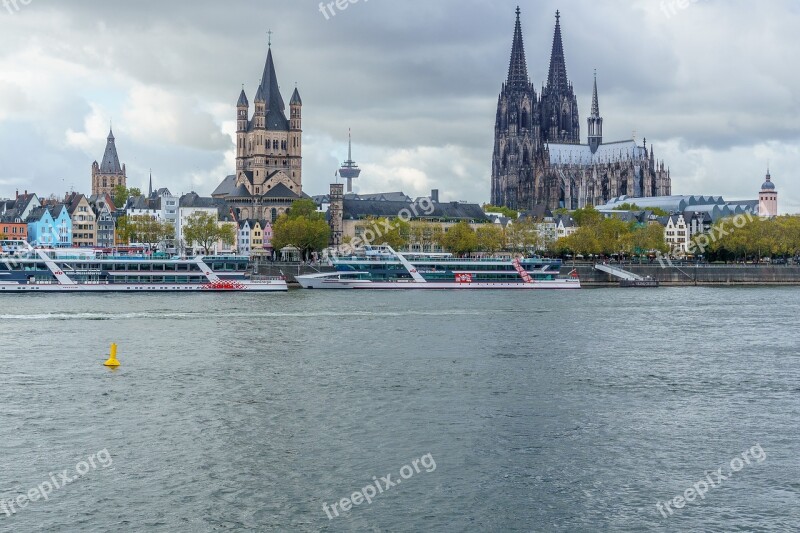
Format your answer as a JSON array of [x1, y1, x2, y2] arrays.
[[587, 70, 603, 154], [546, 10, 569, 93], [506, 6, 529, 90], [591, 70, 600, 117]]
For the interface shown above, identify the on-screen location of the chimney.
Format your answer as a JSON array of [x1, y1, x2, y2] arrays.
[[430, 189, 439, 203], [15, 189, 19, 200]]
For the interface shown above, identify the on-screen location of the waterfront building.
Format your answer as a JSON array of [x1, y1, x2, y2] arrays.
[[554, 214, 578, 239], [327, 185, 489, 252], [491, 8, 671, 210], [26, 207, 56, 247], [1, 191, 40, 221], [758, 170, 778, 218], [596, 195, 757, 221], [50, 204, 73, 247], [212, 42, 304, 220], [89, 194, 116, 249], [91, 129, 127, 199], [237, 219, 254, 256], [0, 216, 27, 241], [177, 192, 231, 255], [65, 193, 97, 247], [661, 214, 691, 254]]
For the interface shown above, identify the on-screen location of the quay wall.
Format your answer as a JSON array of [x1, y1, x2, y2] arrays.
[[572, 263, 800, 287]]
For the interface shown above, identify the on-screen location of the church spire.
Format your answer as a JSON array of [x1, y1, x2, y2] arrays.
[[506, 6, 529, 90], [148, 170, 153, 197], [591, 70, 600, 117], [100, 128, 122, 174], [546, 10, 569, 93], [587, 70, 603, 154]]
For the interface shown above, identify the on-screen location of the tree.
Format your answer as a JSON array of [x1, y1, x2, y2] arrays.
[[112, 185, 129, 208], [571, 204, 603, 227], [183, 211, 234, 255], [409, 222, 444, 252], [439, 221, 478, 255], [271, 199, 330, 260], [357, 217, 409, 249], [476, 224, 506, 253], [630, 223, 668, 255], [506, 217, 540, 253], [116, 215, 175, 250], [482, 204, 519, 219]]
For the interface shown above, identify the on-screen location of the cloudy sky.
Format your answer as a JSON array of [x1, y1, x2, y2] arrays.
[[0, 0, 798, 211]]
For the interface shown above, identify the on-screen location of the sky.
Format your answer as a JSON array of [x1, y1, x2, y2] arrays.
[[0, 0, 798, 212]]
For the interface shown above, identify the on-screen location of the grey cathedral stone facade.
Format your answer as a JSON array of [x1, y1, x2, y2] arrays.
[[491, 8, 671, 211]]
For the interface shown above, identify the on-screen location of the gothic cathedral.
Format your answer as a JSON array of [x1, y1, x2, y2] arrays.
[[491, 9, 671, 211]]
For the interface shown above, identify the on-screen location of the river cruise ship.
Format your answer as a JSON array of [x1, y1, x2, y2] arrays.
[[0, 245, 286, 292], [297, 246, 580, 290]]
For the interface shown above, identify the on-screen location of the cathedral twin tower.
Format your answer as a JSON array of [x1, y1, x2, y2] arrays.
[[491, 8, 671, 211]]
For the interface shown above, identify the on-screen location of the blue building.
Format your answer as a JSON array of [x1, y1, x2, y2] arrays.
[[26, 207, 56, 247]]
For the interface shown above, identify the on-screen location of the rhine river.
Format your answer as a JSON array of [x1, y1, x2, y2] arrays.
[[0, 287, 798, 532]]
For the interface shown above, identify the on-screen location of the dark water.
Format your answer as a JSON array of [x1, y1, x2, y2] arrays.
[[0, 288, 798, 532]]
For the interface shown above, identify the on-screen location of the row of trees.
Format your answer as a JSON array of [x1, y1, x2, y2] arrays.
[[551, 205, 668, 258], [705, 215, 800, 261], [116, 212, 235, 254]]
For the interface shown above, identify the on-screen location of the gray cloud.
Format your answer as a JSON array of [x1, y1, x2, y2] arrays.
[[0, 0, 798, 211]]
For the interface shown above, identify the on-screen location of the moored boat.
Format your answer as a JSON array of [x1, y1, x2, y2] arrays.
[[297, 246, 580, 290], [0, 247, 287, 292]]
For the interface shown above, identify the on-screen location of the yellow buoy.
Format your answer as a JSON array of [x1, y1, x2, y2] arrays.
[[103, 343, 120, 367]]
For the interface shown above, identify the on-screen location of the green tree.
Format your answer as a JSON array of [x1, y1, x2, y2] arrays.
[[631, 223, 668, 255], [572, 204, 603, 227], [439, 221, 478, 255], [272, 199, 330, 260], [476, 224, 506, 253], [112, 185, 129, 208], [357, 217, 410, 249], [183, 211, 235, 255], [482, 204, 519, 219], [409, 222, 444, 252], [116, 215, 175, 250], [506, 217, 540, 253]]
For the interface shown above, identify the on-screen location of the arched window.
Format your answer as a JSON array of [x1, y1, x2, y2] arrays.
[[271, 208, 277, 222]]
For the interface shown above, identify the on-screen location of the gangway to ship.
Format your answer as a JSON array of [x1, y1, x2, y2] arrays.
[[594, 263, 644, 281]]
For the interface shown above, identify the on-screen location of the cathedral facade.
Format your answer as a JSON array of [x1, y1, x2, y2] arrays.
[[212, 43, 305, 221], [491, 9, 671, 211]]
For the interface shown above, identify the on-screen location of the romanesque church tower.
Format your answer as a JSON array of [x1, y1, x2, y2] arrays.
[[91, 129, 127, 199], [220, 42, 304, 220]]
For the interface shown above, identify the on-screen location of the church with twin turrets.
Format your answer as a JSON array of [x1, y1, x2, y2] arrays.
[[491, 8, 671, 211], [212, 41, 305, 221]]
